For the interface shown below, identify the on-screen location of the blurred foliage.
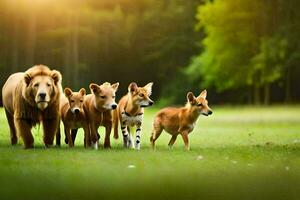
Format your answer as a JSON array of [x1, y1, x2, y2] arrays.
[[0, 0, 202, 102], [187, 0, 300, 104], [0, 0, 300, 105]]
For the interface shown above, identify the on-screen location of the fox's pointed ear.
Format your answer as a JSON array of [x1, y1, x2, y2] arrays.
[[111, 82, 119, 91], [90, 83, 101, 94], [198, 90, 207, 99], [187, 92, 195, 102], [64, 88, 73, 97], [128, 82, 138, 93], [24, 73, 32, 86], [144, 82, 153, 96], [79, 88, 86, 96]]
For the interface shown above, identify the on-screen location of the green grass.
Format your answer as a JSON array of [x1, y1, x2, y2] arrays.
[[0, 106, 300, 200]]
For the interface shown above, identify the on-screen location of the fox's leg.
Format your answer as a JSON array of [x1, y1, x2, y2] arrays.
[[180, 131, 189, 151], [127, 126, 134, 148], [83, 123, 91, 148], [90, 122, 99, 150], [104, 124, 112, 149], [65, 126, 73, 148], [64, 128, 68, 144], [135, 123, 142, 150], [71, 129, 78, 145], [120, 120, 129, 148], [168, 134, 178, 149]]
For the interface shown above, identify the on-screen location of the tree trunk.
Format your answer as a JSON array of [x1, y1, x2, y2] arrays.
[[11, 14, 19, 72], [72, 13, 79, 89], [64, 16, 72, 87], [285, 66, 291, 103], [253, 84, 261, 105], [25, 10, 37, 67], [64, 12, 79, 89], [248, 86, 253, 104], [263, 83, 270, 105]]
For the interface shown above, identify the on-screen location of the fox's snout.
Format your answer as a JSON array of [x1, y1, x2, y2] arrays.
[[149, 100, 154, 106], [111, 103, 117, 110], [140, 100, 154, 107], [202, 109, 213, 116], [104, 103, 117, 110]]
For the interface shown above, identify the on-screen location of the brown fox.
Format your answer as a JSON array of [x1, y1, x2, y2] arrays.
[[57, 88, 90, 148], [84, 82, 119, 149], [150, 90, 212, 150], [114, 82, 153, 150]]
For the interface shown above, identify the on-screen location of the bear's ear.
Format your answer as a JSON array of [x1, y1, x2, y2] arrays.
[[111, 82, 119, 91], [128, 82, 138, 93], [198, 90, 207, 99], [144, 82, 153, 96], [79, 88, 86, 96], [90, 83, 101, 94], [64, 88, 73, 97], [51, 70, 62, 85], [187, 92, 196, 103], [24, 73, 32, 86]]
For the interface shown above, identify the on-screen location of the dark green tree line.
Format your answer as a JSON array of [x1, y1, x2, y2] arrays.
[[0, 0, 300, 105], [187, 0, 300, 104], [0, 0, 202, 102]]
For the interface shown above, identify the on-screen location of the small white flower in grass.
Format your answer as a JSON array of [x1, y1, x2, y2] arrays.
[[127, 165, 136, 169], [196, 155, 204, 160], [225, 156, 229, 160], [247, 163, 254, 167], [231, 160, 238, 164], [285, 166, 290, 171]]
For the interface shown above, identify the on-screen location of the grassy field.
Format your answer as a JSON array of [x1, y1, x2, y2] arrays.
[[0, 106, 299, 200]]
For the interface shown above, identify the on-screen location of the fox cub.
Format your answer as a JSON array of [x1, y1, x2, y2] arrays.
[[150, 90, 212, 150], [58, 88, 90, 147], [114, 82, 153, 150], [84, 82, 119, 149]]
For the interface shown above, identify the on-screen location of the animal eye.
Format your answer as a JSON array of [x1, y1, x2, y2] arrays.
[[80, 100, 83, 103], [47, 83, 51, 87], [197, 103, 202, 107], [34, 83, 39, 87], [101, 96, 106, 99], [139, 93, 144, 97], [71, 100, 75, 103], [112, 96, 115, 98]]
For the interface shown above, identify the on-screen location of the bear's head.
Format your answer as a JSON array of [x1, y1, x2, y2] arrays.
[[23, 65, 62, 110]]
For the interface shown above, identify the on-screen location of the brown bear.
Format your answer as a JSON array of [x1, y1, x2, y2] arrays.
[[2, 65, 62, 149]]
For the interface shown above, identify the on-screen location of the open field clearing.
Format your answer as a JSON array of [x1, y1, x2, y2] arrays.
[[0, 106, 299, 200]]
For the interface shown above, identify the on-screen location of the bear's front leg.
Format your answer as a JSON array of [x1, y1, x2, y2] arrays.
[[55, 122, 61, 147], [14, 118, 34, 149], [43, 118, 59, 148]]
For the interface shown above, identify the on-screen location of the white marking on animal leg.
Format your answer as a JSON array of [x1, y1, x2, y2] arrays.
[[128, 134, 134, 148], [135, 127, 142, 150]]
